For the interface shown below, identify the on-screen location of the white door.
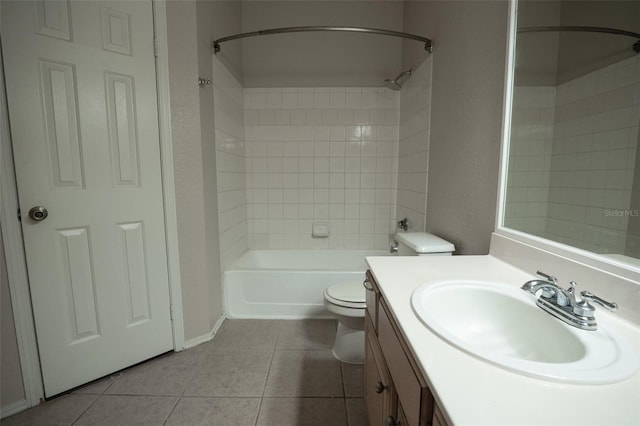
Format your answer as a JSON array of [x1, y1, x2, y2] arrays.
[[2, 0, 173, 397]]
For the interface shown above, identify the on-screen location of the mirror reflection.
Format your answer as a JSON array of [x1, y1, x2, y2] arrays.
[[503, 0, 640, 261]]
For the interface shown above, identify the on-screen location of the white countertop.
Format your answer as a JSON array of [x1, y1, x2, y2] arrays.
[[365, 254, 640, 426]]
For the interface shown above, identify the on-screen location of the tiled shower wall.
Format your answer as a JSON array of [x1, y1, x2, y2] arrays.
[[504, 86, 555, 235], [397, 57, 433, 231], [546, 55, 639, 254], [244, 87, 399, 250], [213, 57, 248, 268], [505, 54, 639, 255]]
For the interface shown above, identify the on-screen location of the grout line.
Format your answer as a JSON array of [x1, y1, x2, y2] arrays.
[[339, 362, 349, 424], [160, 397, 181, 426], [255, 319, 281, 426], [164, 395, 264, 399], [88, 392, 185, 397], [69, 393, 102, 426], [263, 319, 281, 397]]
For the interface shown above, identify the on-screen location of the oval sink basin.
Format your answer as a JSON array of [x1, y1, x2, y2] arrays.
[[411, 280, 638, 384]]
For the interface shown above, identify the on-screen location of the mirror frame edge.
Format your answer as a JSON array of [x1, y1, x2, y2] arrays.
[[493, 0, 640, 280]]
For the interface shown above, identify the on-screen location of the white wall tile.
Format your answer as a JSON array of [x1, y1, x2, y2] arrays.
[[214, 57, 248, 268], [244, 85, 399, 250], [505, 55, 639, 254], [395, 57, 433, 232]]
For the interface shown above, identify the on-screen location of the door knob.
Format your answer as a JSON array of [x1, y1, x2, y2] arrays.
[[28, 206, 48, 222], [375, 381, 388, 393]]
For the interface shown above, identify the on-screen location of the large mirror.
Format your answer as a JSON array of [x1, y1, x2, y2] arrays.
[[502, 0, 640, 264]]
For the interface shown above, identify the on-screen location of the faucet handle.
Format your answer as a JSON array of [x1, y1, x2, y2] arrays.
[[536, 271, 558, 284], [580, 291, 618, 312]]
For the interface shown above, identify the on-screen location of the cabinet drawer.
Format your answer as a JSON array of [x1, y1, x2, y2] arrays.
[[365, 270, 378, 331], [378, 300, 423, 426]]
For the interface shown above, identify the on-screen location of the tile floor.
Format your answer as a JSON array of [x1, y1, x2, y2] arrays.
[[1, 319, 368, 426]]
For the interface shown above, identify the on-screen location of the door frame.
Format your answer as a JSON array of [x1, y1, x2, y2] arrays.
[[0, 0, 184, 408]]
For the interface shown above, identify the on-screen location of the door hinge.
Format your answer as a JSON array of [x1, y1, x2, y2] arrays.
[[169, 304, 174, 321], [17, 208, 21, 222], [153, 38, 159, 58]]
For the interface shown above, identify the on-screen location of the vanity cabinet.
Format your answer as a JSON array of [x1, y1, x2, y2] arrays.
[[364, 270, 448, 426], [365, 315, 394, 425], [364, 270, 379, 330]]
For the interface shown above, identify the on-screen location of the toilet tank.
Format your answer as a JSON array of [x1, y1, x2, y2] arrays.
[[395, 232, 455, 256]]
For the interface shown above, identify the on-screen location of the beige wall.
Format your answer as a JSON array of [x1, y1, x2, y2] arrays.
[[0, 228, 26, 411], [167, 0, 210, 340], [196, 0, 237, 328], [240, 1, 404, 87], [515, 0, 640, 86], [166, 0, 230, 340], [515, 0, 561, 86], [403, 0, 509, 254], [557, 1, 640, 84], [209, 1, 244, 85]]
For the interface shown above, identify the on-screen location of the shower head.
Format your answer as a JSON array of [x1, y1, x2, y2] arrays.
[[384, 69, 413, 91]]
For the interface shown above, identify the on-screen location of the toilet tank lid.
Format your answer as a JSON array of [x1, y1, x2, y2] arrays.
[[395, 232, 455, 253]]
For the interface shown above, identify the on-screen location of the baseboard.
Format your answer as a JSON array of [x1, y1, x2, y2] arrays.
[[1, 399, 30, 419], [183, 314, 227, 350]]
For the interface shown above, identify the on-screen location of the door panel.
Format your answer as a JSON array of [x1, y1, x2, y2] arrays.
[[2, 0, 173, 397]]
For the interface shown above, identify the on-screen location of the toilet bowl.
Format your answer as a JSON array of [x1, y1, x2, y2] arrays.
[[323, 281, 366, 363], [322, 232, 455, 364]]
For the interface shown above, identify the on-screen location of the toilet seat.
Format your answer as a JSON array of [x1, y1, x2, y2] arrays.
[[324, 281, 366, 309]]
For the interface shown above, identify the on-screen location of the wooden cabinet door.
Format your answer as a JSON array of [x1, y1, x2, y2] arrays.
[[397, 402, 409, 426], [365, 313, 395, 425], [365, 270, 378, 331], [433, 403, 449, 426]]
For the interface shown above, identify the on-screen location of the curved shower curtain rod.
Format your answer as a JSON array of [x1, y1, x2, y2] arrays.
[[213, 26, 433, 53], [518, 26, 640, 53]]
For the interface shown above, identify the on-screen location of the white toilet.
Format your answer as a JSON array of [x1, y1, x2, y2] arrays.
[[323, 232, 455, 363]]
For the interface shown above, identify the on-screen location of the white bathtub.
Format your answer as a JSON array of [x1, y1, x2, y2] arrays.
[[224, 249, 387, 318]]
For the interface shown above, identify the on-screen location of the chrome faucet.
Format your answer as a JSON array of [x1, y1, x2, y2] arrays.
[[522, 271, 559, 298], [521, 271, 618, 331], [522, 272, 573, 307]]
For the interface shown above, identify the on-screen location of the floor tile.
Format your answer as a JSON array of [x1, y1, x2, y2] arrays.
[[104, 350, 203, 396], [276, 319, 336, 349], [0, 394, 98, 426], [73, 375, 119, 395], [74, 395, 177, 425], [213, 319, 280, 350], [184, 349, 272, 397], [264, 350, 343, 397], [3, 319, 353, 425], [346, 398, 369, 426], [164, 397, 260, 425], [342, 363, 364, 397], [256, 397, 347, 426], [176, 339, 217, 362]]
